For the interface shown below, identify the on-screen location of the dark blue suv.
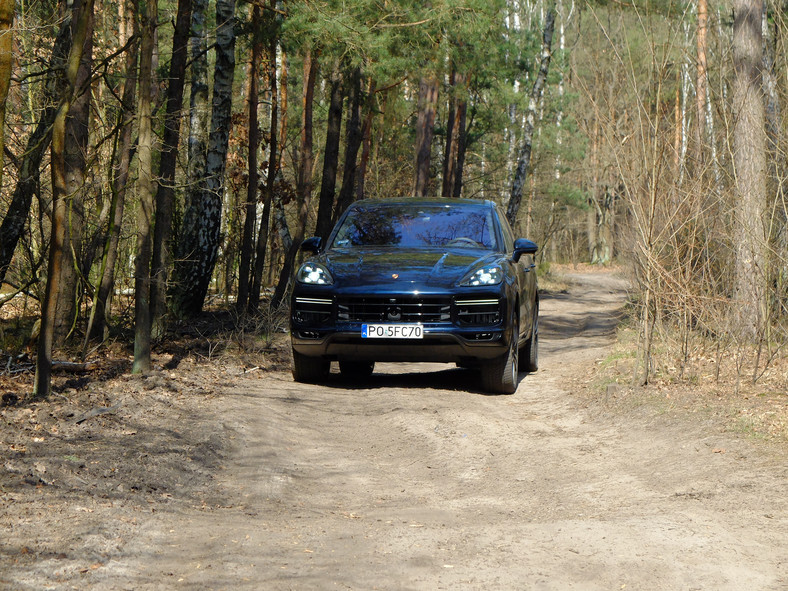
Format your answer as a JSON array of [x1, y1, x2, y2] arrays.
[[290, 198, 539, 393]]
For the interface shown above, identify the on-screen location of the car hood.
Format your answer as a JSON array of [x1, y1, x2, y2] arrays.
[[322, 248, 499, 289]]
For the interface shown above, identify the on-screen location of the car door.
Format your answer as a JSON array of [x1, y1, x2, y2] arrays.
[[495, 207, 532, 341]]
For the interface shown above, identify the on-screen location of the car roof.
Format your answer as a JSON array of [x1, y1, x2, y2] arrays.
[[350, 197, 496, 209]]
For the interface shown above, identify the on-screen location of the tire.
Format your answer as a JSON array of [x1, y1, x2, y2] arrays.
[[339, 360, 375, 378], [520, 308, 539, 372], [480, 318, 519, 394], [292, 349, 330, 383]]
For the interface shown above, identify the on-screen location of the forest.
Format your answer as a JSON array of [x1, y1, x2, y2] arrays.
[[0, 0, 786, 397]]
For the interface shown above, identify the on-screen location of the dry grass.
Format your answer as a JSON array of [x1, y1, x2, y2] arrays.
[[587, 323, 788, 443]]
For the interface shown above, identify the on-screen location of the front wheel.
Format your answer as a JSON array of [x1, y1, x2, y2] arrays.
[[480, 320, 519, 394], [292, 349, 330, 383]]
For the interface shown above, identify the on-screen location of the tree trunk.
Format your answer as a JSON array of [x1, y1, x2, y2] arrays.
[[237, 4, 263, 313], [333, 66, 362, 224], [696, 0, 708, 153], [133, 0, 157, 374], [34, 0, 95, 399], [413, 75, 438, 197], [0, 19, 73, 287], [506, 10, 555, 227], [171, 0, 236, 317], [249, 19, 279, 311], [356, 78, 375, 201], [761, 3, 787, 286], [278, 46, 288, 171], [314, 63, 343, 241], [442, 73, 457, 199], [56, 0, 94, 346], [85, 0, 138, 344], [442, 70, 467, 198], [452, 94, 468, 199], [150, 0, 192, 338], [732, 0, 767, 339], [270, 46, 319, 309], [297, 47, 318, 207], [0, 0, 13, 190], [170, 0, 208, 315], [186, 0, 209, 200]]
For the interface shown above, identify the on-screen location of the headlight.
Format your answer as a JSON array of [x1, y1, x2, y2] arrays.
[[296, 263, 334, 285], [460, 265, 503, 286]]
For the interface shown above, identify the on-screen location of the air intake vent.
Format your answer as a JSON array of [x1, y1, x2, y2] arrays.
[[455, 299, 502, 326], [293, 297, 333, 325]]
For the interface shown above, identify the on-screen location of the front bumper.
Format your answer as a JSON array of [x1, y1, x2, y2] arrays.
[[291, 324, 510, 364], [290, 285, 516, 364]]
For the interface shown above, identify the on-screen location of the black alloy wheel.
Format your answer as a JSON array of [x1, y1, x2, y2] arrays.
[[480, 314, 519, 394], [292, 350, 330, 383]]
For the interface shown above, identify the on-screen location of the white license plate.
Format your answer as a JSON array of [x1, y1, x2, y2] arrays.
[[362, 324, 423, 339]]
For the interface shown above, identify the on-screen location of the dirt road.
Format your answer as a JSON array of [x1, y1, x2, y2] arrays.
[[4, 272, 788, 590]]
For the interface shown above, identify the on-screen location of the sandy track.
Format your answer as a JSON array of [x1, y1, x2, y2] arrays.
[[5, 272, 788, 590]]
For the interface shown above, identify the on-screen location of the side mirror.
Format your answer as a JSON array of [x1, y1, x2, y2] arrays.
[[513, 238, 538, 262], [301, 236, 322, 254]]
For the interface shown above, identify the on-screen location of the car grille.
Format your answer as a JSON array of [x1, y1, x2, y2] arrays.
[[455, 298, 502, 326], [293, 297, 333, 325], [337, 296, 451, 323]]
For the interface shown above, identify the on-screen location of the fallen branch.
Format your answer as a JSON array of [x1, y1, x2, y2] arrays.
[[51, 360, 100, 373], [75, 403, 121, 424]]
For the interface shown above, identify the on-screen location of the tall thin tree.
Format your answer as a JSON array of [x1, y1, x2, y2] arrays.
[[133, 0, 157, 373], [0, 0, 13, 191], [171, 0, 236, 316], [56, 0, 94, 345], [413, 75, 439, 197], [249, 8, 280, 311], [314, 62, 344, 241], [270, 46, 319, 309], [85, 0, 139, 344], [732, 0, 768, 338], [333, 66, 363, 223], [150, 0, 193, 338], [237, 4, 264, 313], [506, 9, 555, 227], [34, 0, 95, 398]]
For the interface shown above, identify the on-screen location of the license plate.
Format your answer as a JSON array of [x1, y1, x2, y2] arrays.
[[362, 324, 423, 339]]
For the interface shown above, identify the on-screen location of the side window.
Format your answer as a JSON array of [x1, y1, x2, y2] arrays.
[[496, 207, 515, 252]]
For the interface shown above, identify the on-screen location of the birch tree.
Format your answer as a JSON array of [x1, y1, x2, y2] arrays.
[[506, 8, 555, 227], [171, 0, 237, 317]]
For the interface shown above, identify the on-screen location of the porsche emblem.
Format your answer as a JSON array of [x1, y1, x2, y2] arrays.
[[391, 273, 399, 279]]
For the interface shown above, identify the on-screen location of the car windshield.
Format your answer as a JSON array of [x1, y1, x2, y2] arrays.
[[331, 204, 498, 250]]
